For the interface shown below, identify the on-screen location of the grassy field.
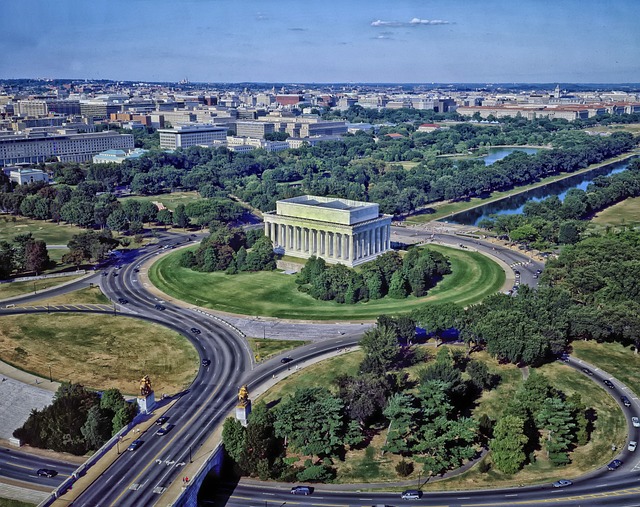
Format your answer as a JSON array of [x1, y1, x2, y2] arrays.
[[0, 499, 35, 507], [118, 191, 201, 211], [571, 340, 640, 395], [0, 313, 198, 395], [0, 274, 84, 300], [248, 338, 308, 362], [405, 152, 637, 224], [583, 123, 640, 135], [149, 245, 505, 320], [0, 215, 84, 245], [591, 196, 640, 228], [35, 285, 111, 305], [256, 346, 625, 487]]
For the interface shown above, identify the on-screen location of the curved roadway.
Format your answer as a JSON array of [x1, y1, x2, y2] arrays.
[[1, 229, 637, 507]]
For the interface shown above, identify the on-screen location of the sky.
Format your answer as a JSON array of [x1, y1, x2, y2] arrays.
[[1, 0, 639, 84]]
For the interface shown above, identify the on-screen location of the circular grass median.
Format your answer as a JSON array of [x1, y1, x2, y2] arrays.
[[0, 313, 198, 395], [149, 245, 505, 320]]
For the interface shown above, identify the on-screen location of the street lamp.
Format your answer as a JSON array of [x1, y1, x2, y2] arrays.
[[48, 365, 52, 383], [33, 282, 37, 294]]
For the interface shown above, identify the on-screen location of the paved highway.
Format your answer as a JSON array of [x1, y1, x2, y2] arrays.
[[0, 447, 76, 488]]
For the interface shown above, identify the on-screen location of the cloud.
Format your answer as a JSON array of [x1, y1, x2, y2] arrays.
[[372, 34, 393, 40], [371, 18, 450, 27], [289, 27, 307, 31]]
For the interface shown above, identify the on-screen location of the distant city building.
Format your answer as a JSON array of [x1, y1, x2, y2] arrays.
[[263, 195, 392, 268], [0, 130, 134, 166], [235, 121, 275, 139], [158, 124, 227, 150], [92, 148, 148, 164], [417, 123, 441, 133]]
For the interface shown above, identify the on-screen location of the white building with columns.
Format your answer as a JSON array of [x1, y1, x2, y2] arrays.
[[263, 195, 392, 268]]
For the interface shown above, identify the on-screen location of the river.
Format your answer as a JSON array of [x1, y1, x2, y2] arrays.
[[445, 156, 636, 226]]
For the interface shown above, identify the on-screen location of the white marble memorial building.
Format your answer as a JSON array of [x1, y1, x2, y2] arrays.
[[263, 195, 392, 267]]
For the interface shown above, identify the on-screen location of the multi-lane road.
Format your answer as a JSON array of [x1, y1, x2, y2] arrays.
[[1, 227, 639, 507]]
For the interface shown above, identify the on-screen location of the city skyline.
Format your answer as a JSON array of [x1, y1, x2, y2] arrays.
[[1, 0, 639, 84]]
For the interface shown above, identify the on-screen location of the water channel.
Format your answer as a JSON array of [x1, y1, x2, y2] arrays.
[[446, 151, 636, 226]]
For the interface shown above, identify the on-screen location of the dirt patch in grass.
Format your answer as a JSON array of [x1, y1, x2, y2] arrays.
[[248, 338, 308, 362], [0, 313, 198, 395]]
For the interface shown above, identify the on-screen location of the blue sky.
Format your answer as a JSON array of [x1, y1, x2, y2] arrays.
[[1, 0, 639, 83]]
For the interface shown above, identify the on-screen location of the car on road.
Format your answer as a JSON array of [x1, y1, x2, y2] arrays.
[[201, 358, 211, 367], [581, 367, 593, 376], [632, 417, 640, 428], [280, 356, 293, 364], [156, 423, 174, 436], [112, 272, 118, 277], [134, 268, 140, 273], [156, 416, 169, 425], [629, 441, 637, 452], [603, 379, 615, 389], [553, 479, 573, 488], [102, 271, 108, 276], [607, 459, 622, 470], [118, 298, 128, 304], [190, 328, 201, 334], [401, 489, 422, 499], [154, 304, 166, 310], [290, 486, 312, 495], [127, 439, 143, 451], [37, 468, 57, 478], [621, 395, 632, 407]]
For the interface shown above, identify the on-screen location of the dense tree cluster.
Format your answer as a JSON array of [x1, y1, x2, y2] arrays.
[[179, 225, 275, 273], [0, 231, 51, 279], [295, 248, 450, 304], [61, 230, 120, 266], [481, 158, 640, 248], [490, 372, 590, 472], [13, 383, 136, 455]]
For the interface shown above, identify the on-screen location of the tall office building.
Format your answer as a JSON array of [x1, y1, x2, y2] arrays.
[[158, 124, 227, 150]]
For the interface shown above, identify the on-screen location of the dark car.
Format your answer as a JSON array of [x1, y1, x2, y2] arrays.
[[156, 416, 169, 425], [154, 304, 166, 310], [37, 468, 57, 478], [156, 423, 174, 436], [290, 486, 312, 495], [134, 268, 140, 273], [190, 328, 201, 334], [603, 379, 615, 389], [621, 395, 632, 407], [112, 272, 118, 277], [280, 356, 293, 364], [127, 439, 143, 451], [201, 358, 211, 367], [607, 459, 622, 471], [581, 367, 593, 376], [118, 298, 128, 304], [102, 271, 108, 277]]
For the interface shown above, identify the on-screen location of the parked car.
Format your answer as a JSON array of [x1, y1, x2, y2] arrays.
[[290, 486, 312, 495], [607, 459, 622, 470], [553, 479, 573, 488], [37, 468, 57, 478]]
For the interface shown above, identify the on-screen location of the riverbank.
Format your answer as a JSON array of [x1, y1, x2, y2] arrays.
[[405, 150, 639, 224]]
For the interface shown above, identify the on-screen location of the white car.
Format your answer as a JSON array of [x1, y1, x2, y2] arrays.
[[632, 417, 640, 428], [629, 441, 637, 452]]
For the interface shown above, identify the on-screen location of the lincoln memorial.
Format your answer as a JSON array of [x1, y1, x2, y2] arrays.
[[263, 195, 392, 267]]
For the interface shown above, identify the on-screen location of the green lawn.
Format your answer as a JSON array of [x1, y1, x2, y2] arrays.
[[591, 196, 640, 228], [248, 338, 308, 362], [148, 245, 505, 320], [118, 191, 202, 211], [0, 274, 85, 300], [0, 499, 35, 507], [35, 285, 110, 305], [0, 215, 85, 245], [0, 313, 198, 395], [571, 340, 640, 395]]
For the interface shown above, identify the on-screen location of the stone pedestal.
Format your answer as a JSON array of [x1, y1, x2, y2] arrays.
[[137, 391, 156, 414], [235, 400, 251, 427]]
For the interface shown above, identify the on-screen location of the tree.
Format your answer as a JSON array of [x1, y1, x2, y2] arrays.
[[359, 325, 399, 374], [81, 405, 113, 450], [24, 239, 49, 274], [107, 207, 129, 232], [173, 203, 190, 228], [490, 415, 528, 474], [536, 397, 575, 465], [222, 417, 246, 465], [0, 241, 15, 278], [382, 393, 420, 455], [413, 302, 463, 346], [156, 208, 173, 226], [388, 270, 409, 298]]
